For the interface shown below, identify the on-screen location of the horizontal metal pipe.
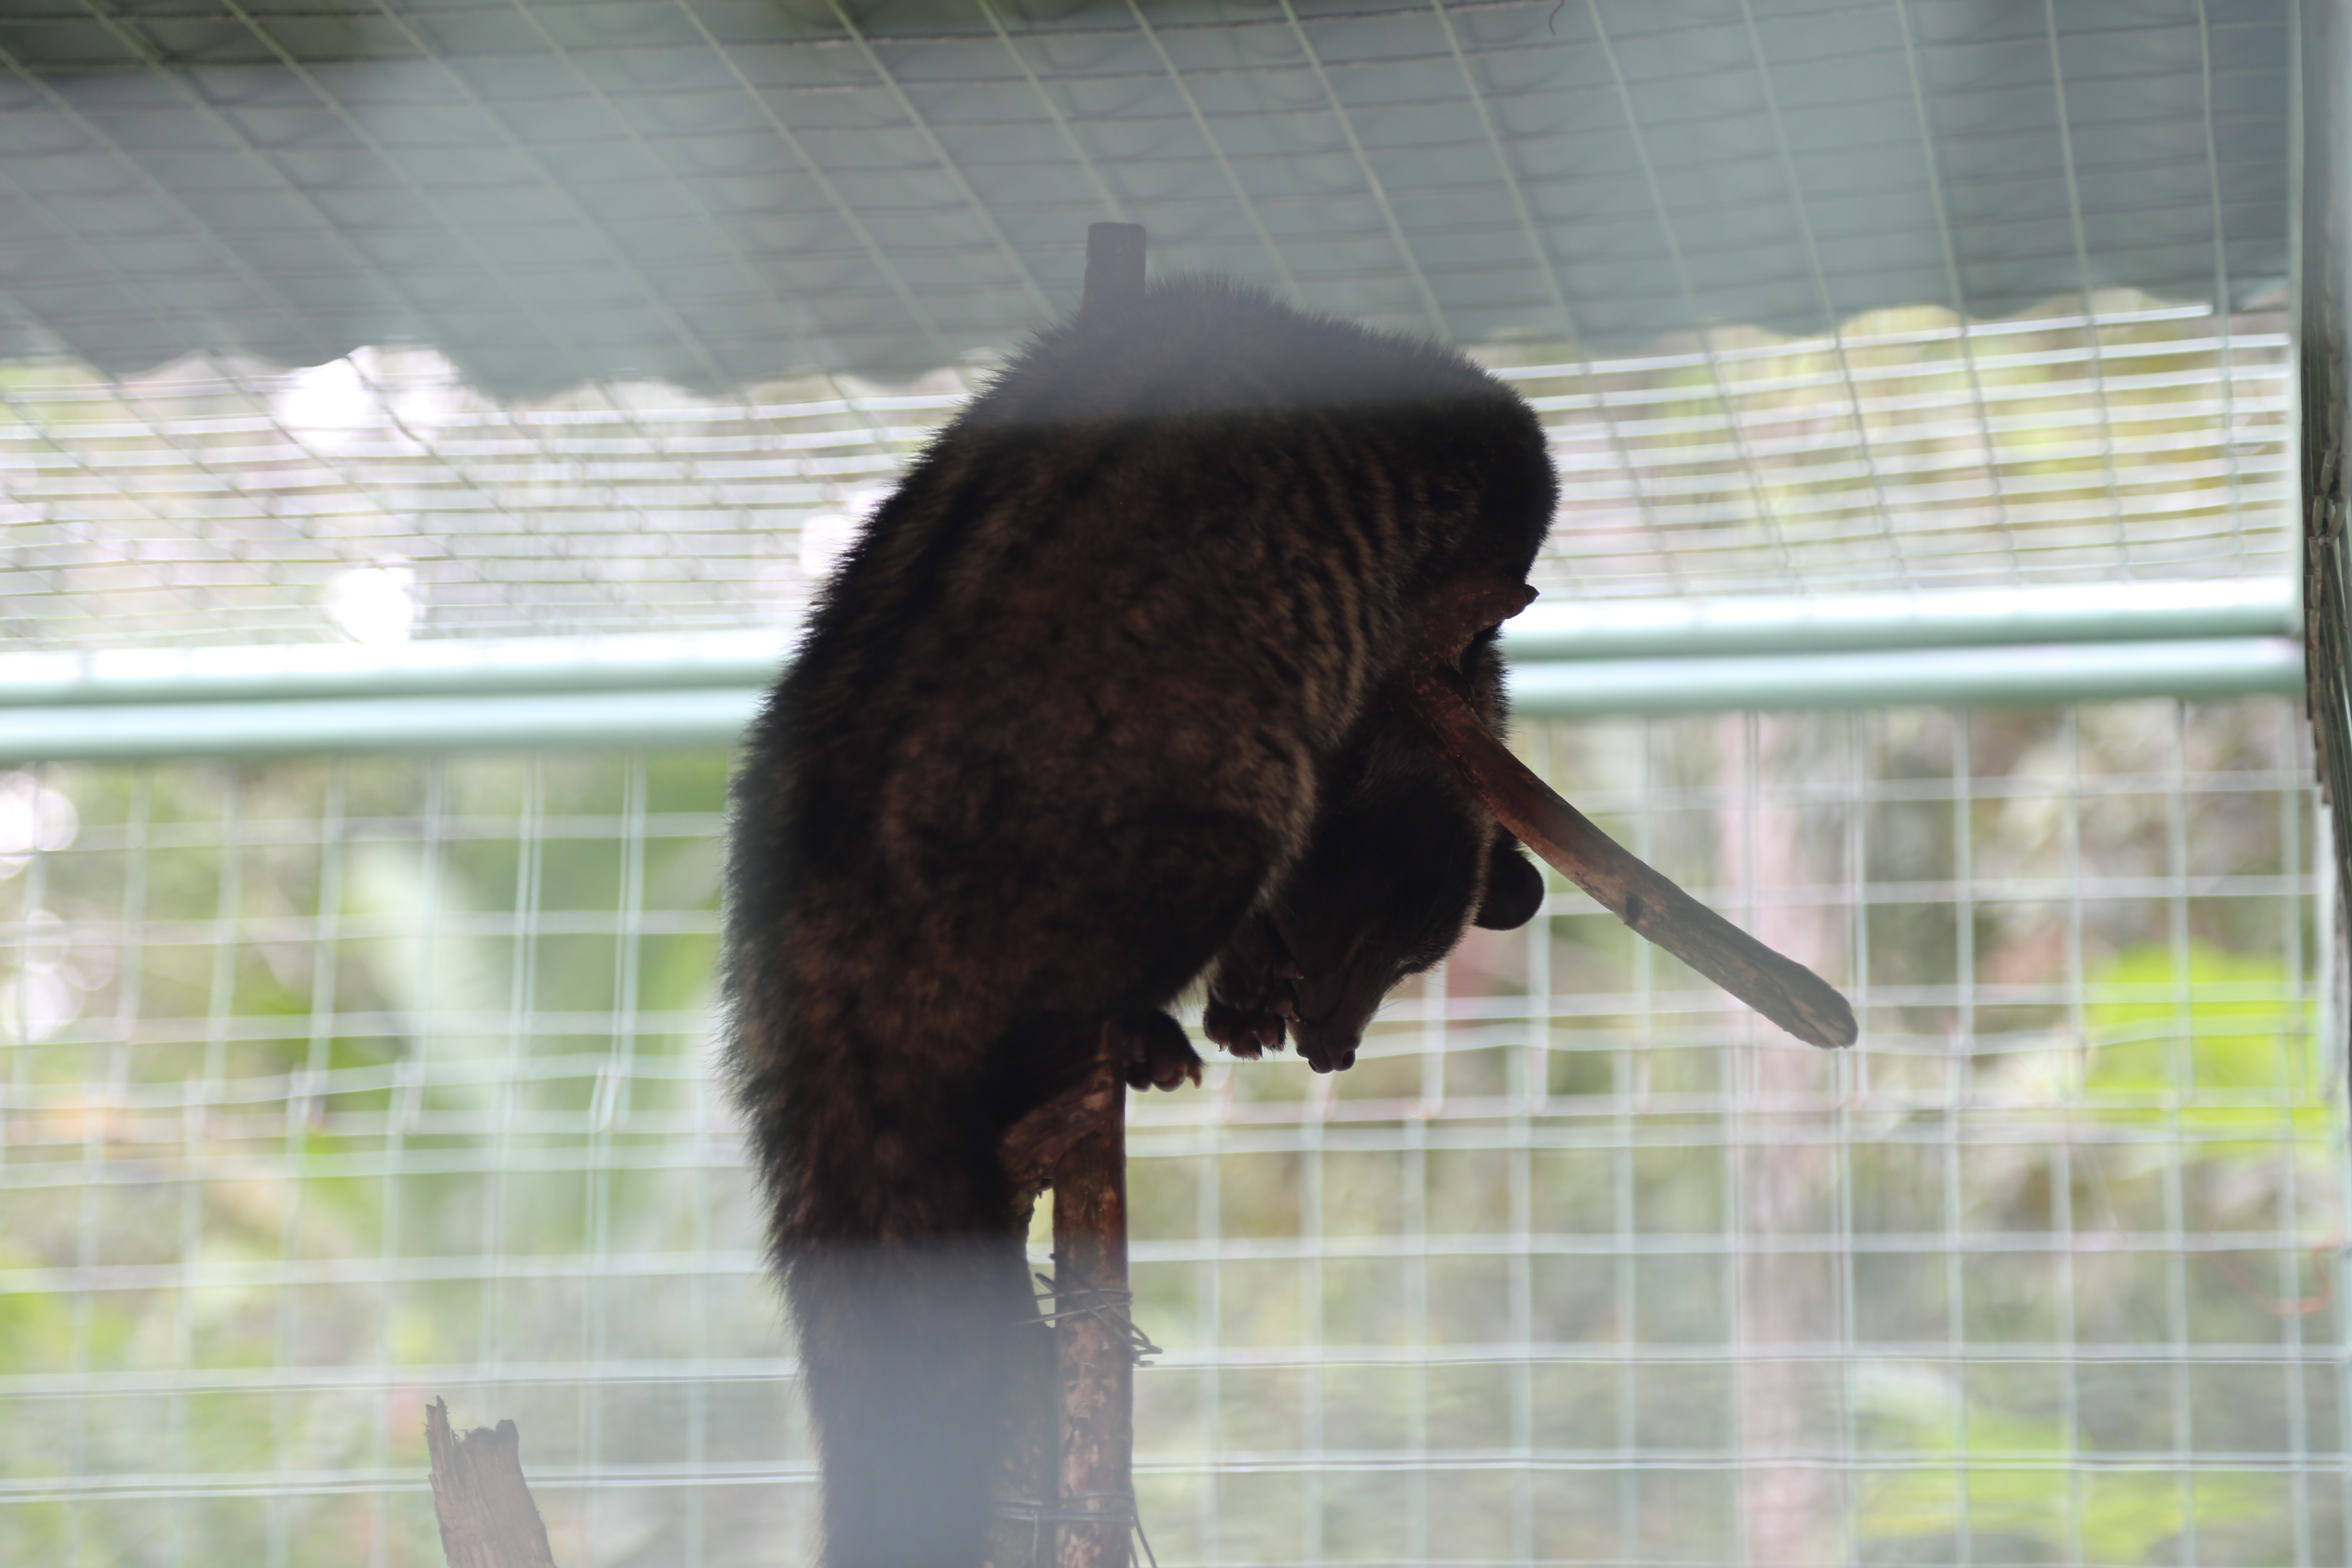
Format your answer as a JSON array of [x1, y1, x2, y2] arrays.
[[0, 640, 2300, 761], [1507, 636, 2304, 716], [1502, 577, 2298, 660], [0, 630, 790, 709], [0, 689, 764, 761], [0, 579, 2295, 712]]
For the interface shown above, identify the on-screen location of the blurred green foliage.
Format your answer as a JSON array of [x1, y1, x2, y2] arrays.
[[2082, 941, 2326, 1145]]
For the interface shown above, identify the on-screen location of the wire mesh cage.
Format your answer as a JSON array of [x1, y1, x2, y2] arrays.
[[0, 695, 2338, 1565], [0, 1, 2343, 1565], [0, 0, 2302, 648], [0, 293, 2292, 649]]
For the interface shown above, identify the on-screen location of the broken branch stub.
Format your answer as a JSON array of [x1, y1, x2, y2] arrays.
[[1394, 662, 1858, 1051], [425, 1400, 559, 1568], [999, 1050, 1120, 1208]]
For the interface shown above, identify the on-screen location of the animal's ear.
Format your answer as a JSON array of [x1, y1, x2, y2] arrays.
[[1472, 838, 1545, 930]]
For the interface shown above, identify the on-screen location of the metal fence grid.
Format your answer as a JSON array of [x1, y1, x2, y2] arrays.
[[0, 695, 2337, 1566], [0, 293, 2291, 648]]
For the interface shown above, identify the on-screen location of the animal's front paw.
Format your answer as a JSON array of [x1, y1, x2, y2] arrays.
[[1113, 1009, 1203, 1092], [1203, 920, 1302, 1060], [1203, 988, 1292, 1060]]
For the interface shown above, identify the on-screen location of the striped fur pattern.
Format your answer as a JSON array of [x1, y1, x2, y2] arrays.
[[725, 278, 1556, 1568]]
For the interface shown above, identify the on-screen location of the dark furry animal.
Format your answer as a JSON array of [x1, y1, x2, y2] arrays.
[[725, 278, 1556, 1568]]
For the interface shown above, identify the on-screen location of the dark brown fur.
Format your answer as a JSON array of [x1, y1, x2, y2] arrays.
[[725, 279, 1556, 1568]]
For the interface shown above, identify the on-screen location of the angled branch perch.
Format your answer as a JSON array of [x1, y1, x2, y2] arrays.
[[1392, 646, 1858, 1050]]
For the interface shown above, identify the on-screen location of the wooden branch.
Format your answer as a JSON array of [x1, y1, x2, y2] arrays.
[[1080, 224, 1146, 323], [1052, 1037, 1132, 1568], [426, 1400, 559, 1568], [992, 1031, 1136, 1568], [1395, 662, 1859, 1050], [998, 1051, 1119, 1207]]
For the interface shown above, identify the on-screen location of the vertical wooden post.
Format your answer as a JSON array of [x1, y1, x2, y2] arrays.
[[989, 1034, 1118, 1568], [1055, 223, 1148, 1568], [1054, 1032, 1133, 1568], [991, 1037, 1126, 1568], [1080, 224, 1147, 323]]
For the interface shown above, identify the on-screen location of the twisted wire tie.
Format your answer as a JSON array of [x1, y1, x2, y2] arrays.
[[993, 1489, 1161, 1568], [1027, 1260, 1162, 1366]]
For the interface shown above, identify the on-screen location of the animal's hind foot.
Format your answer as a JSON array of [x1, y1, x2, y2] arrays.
[[1113, 1009, 1202, 1092]]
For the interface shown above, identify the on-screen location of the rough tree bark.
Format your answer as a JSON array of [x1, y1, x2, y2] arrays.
[[1052, 1067, 1134, 1568], [991, 1031, 1137, 1568]]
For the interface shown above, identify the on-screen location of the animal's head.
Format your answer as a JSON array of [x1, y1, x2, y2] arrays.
[[1271, 724, 1545, 1074]]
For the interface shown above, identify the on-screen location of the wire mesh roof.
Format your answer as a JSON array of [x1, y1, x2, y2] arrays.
[[0, 0, 2291, 395], [0, 0, 2298, 651]]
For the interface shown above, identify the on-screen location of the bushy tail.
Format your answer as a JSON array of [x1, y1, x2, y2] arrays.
[[790, 1238, 1037, 1568], [735, 969, 1038, 1568]]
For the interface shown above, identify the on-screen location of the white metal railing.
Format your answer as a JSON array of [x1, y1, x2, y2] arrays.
[[0, 579, 2301, 759]]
